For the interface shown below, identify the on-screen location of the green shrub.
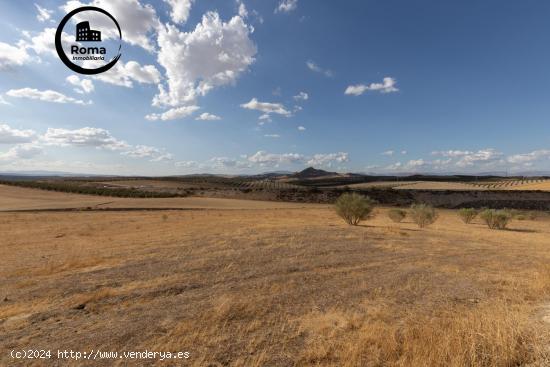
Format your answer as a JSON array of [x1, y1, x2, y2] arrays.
[[480, 209, 512, 230], [388, 208, 407, 223], [409, 203, 438, 228], [458, 208, 478, 224], [334, 193, 376, 226]]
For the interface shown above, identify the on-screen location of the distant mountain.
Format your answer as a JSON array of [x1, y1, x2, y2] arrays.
[[291, 167, 339, 179], [0, 170, 106, 177]]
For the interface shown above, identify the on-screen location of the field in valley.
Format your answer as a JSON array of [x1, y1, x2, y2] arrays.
[[1, 185, 550, 366]]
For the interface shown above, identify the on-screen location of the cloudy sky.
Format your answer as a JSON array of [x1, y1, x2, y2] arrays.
[[1, 0, 550, 175]]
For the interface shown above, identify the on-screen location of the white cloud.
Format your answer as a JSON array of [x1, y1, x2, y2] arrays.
[[381, 150, 394, 156], [0, 143, 42, 161], [150, 152, 173, 162], [93, 61, 161, 88], [163, 0, 194, 24], [35, 4, 54, 22], [345, 77, 399, 96], [307, 152, 349, 167], [66, 75, 95, 94], [195, 112, 221, 121], [264, 134, 280, 138], [6, 88, 91, 105], [455, 149, 503, 168], [122, 145, 160, 158], [22, 27, 74, 58], [248, 151, 304, 166], [431, 150, 472, 157], [401, 150, 407, 155], [275, 0, 298, 13], [43, 127, 129, 150], [507, 150, 550, 164], [62, 0, 160, 51], [0, 124, 36, 144], [306, 60, 332, 77], [241, 98, 290, 116], [122, 145, 174, 162], [0, 41, 31, 69], [297, 126, 306, 131], [293, 91, 308, 101], [237, 0, 248, 18], [145, 105, 200, 121], [153, 11, 256, 108]]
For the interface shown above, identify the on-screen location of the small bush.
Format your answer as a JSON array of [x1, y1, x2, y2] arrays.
[[458, 208, 478, 224], [334, 193, 376, 226], [480, 209, 512, 230], [388, 209, 407, 223], [409, 204, 438, 228]]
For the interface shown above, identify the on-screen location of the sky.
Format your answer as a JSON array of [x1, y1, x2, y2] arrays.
[[1, 0, 550, 175]]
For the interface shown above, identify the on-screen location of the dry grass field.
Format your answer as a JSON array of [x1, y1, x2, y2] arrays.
[[0, 184, 318, 211], [1, 188, 550, 366]]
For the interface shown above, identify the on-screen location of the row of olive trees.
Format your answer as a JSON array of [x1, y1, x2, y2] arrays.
[[334, 193, 513, 230]]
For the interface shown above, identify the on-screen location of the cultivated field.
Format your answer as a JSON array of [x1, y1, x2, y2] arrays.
[[1, 188, 549, 366]]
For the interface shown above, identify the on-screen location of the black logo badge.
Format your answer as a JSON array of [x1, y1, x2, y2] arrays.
[[55, 6, 122, 75]]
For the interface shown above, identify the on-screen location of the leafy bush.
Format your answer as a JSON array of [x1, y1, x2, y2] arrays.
[[388, 208, 407, 223], [409, 203, 438, 228], [458, 208, 478, 224], [334, 193, 376, 226], [480, 209, 512, 230]]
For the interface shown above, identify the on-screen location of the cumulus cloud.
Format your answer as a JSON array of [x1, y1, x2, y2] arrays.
[[0, 143, 42, 160], [0, 124, 36, 144], [507, 150, 550, 164], [163, 0, 194, 24], [381, 150, 394, 156], [307, 152, 349, 167], [121, 144, 160, 158], [0, 42, 31, 69], [93, 60, 161, 88], [275, 0, 298, 13], [345, 77, 398, 96], [41, 127, 174, 162], [247, 151, 304, 166], [66, 75, 95, 94], [297, 126, 306, 131], [21, 27, 76, 59], [42, 127, 129, 150], [153, 11, 256, 108], [6, 88, 91, 105], [195, 112, 221, 121], [455, 149, 503, 168], [62, 0, 159, 51], [35, 4, 54, 22], [241, 98, 290, 116], [237, 0, 248, 18], [306, 60, 332, 77], [145, 105, 200, 121], [293, 91, 308, 101], [123, 145, 174, 161], [431, 150, 472, 157]]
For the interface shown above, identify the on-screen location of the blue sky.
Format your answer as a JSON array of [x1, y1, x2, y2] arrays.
[[1, 0, 550, 175]]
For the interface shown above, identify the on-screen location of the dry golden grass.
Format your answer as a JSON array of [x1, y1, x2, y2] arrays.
[[0, 183, 321, 211], [1, 205, 549, 366]]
